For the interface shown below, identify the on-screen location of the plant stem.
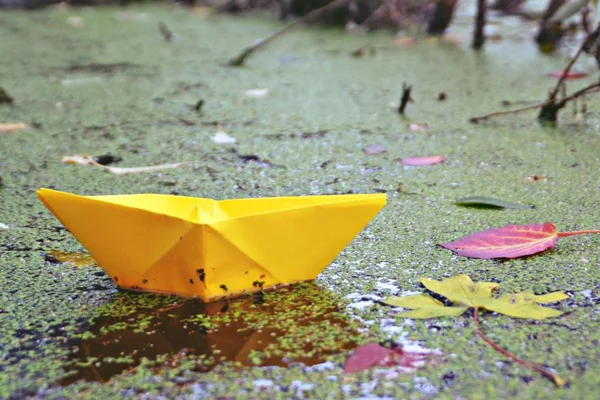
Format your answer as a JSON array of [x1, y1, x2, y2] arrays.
[[227, 0, 351, 67], [473, 308, 565, 386], [469, 81, 600, 123], [469, 103, 542, 123], [557, 229, 600, 237]]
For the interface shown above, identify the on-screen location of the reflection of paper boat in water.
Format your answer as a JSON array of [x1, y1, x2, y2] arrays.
[[37, 188, 386, 302]]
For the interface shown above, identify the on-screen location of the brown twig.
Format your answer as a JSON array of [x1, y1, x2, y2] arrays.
[[471, 77, 600, 123], [472, 0, 487, 50], [398, 83, 413, 114], [473, 308, 565, 386], [158, 22, 173, 42], [548, 31, 594, 101], [469, 103, 542, 123], [227, 0, 351, 67]]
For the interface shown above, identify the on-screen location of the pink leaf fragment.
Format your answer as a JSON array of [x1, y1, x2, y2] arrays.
[[440, 222, 559, 259], [364, 144, 386, 155], [344, 343, 435, 374], [547, 71, 588, 80], [400, 155, 445, 166], [408, 123, 429, 132]]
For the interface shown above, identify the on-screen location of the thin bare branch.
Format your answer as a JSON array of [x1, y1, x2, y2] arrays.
[[227, 0, 351, 67]]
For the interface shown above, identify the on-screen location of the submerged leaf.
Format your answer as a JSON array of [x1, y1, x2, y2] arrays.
[[440, 222, 558, 259], [344, 343, 435, 373], [49, 250, 96, 267], [454, 196, 533, 210]]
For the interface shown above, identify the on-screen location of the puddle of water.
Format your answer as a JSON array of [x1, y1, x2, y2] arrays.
[[59, 283, 358, 385]]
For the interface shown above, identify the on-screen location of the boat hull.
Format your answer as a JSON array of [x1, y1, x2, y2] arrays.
[[37, 188, 386, 301]]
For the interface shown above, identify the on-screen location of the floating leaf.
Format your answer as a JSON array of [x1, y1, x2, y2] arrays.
[[383, 275, 568, 386], [383, 293, 467, 318], [454, 196, 533, 210], [482, 290, 567, 319], [400, 155, 445, 166], [383, 274, 567, 320], [547, 71, 588, 79], [62, 154, 187, 176], [440, 222, 559, 259], [344, 343, 435, 373], [440, 222, 600, 259], [0, 123, 28, 133]]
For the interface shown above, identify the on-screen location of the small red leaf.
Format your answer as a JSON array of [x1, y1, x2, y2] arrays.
[[344, 344, 394, 373], [400, 155, 445, 166], [547, 71, 588, 80], [344, 343, 435, 373], [440, 222, 559, 259]]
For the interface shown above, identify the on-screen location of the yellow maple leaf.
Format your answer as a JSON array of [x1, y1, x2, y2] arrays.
[[383, 274, 567, 320]]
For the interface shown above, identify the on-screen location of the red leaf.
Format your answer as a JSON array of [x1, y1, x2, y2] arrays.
[[400, 155, 445, 166], [547, 71, 588, 80], [344, 343, 434, 373], [344, 344, 394, 373], [440, 222, 559, 259]]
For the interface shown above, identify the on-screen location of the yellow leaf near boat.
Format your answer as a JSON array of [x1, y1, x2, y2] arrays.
[[37, 188, 386, 302]]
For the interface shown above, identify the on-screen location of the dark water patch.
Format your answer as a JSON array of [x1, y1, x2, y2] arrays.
[[59, 283, 359, 385]]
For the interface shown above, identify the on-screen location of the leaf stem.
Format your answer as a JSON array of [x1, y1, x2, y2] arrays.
[[473, 308, 565, 387], [557, 230, 600, 237]]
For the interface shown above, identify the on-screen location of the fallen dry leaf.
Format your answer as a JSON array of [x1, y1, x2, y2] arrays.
[[62, 154, 186, 175], [400, 155, 445, 166], [0, 123, 28, 133]]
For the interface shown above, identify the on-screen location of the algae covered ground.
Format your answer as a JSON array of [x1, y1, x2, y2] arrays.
[[1, 4, 600, 399]]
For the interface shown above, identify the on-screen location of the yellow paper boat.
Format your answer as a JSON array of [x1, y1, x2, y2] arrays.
[[37, 188, 386, 302]]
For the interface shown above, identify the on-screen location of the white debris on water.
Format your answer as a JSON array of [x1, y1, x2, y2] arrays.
[[252, 379, 274, 389], [305, 361, 336, 372], [244, 88, 270, 98], [347, 300, 375, 310], [211, 131, 236, 144]]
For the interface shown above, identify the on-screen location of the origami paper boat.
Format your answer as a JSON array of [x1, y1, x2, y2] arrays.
[[37, 189, 386, 302]]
